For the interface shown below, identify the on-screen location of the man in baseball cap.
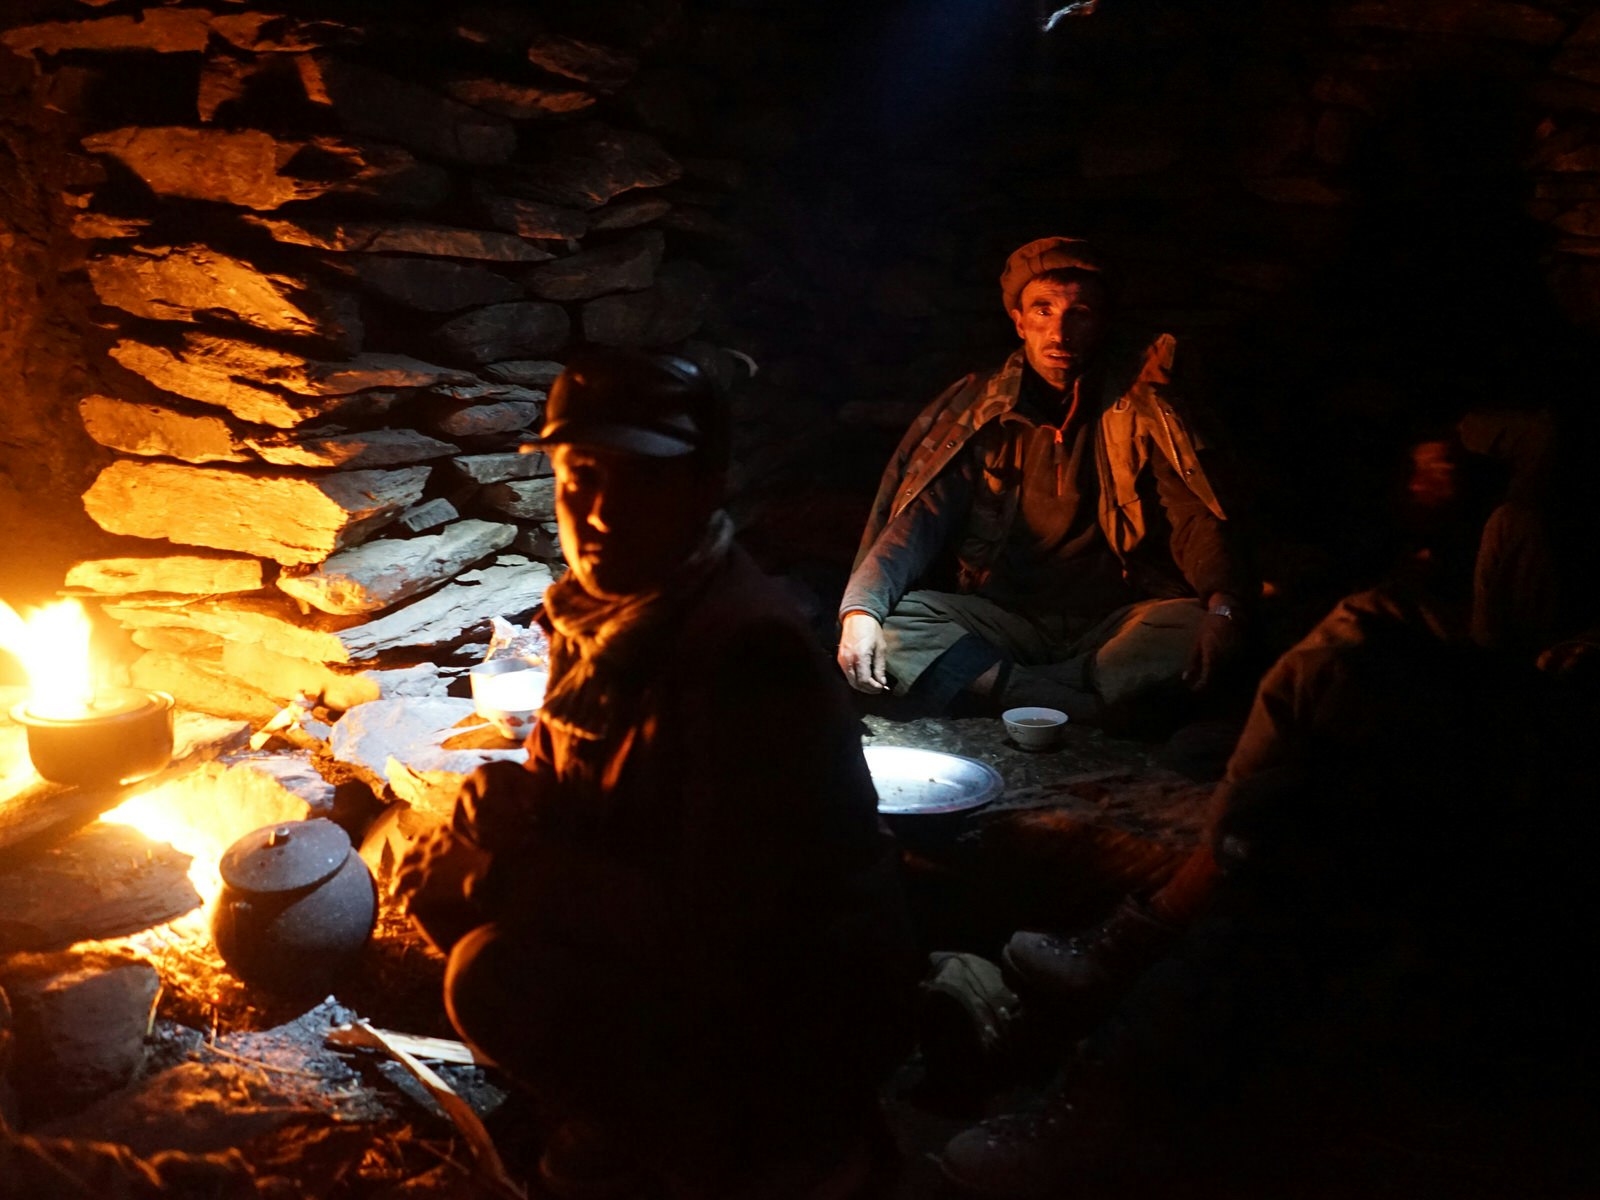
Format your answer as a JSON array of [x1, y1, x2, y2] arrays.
[[837, 236, 1256, 730], [408, 347, 916, 1198]]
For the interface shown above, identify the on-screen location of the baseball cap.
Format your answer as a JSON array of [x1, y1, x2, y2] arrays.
[[522, 348, 728, 461]]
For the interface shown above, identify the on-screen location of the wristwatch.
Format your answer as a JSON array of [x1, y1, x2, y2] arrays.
[[1208, 603, 1235, 621]]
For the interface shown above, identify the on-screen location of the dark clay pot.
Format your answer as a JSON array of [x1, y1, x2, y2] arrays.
[[211, 818, 376, 993]]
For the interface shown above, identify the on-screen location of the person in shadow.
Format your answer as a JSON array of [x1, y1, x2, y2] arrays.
[[400, 349, 916, 1200]]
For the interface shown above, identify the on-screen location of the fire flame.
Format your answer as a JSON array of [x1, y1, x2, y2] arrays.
[[101, 785, 228, 910], [0, 598, 97, 717]]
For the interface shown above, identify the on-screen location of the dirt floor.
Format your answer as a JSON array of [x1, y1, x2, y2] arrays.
[[17, 711, 1214, 1199], [26, 708, 1598, 1199]]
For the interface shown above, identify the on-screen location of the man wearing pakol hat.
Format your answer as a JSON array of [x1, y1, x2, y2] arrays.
[[837, 237, 1257, 726], [399, 348, 915, 1198]]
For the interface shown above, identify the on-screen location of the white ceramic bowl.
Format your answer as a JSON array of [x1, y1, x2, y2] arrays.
[[1001, 706, 1068, 751], [470, 659, 548, 740]]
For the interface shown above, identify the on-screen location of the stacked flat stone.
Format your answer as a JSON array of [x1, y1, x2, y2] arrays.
[[3, 2, 716, 721]]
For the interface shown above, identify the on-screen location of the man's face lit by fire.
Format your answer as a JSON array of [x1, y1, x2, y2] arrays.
[[551, 443, 719, 599], [1009, 275, 1110, 392]]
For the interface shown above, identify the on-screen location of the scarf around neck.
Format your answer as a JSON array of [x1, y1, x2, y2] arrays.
[[539, 510, 735, 745]]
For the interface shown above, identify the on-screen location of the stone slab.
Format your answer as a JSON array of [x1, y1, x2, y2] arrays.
[[70, 211, 151, 240], [0, 834, 197, 958], [340, 254, 523, 312], [276, 519, 518, 615], [450, 450, 552, 485], [297, 54, 515, 166], [524, 229, 663, 301], [527, 33, 637, 91], [483, 359, 564, 388], [472, 187, 589, 240], [480, 477, 557, 521], [209, 11, 359, 53], [131, 628, 224, 654], [0, 949, 161, 1122], [129, 652, 287, 723], [79, 393, 251, 464], [111, 333, 477, 427], [104, 558, 548, 665], [507, 122, 680, 210], [81, 127, 448, 212], [64, 554, 264, 595], [581, 259, 712, 347], [245, 427, 458, 469], [444, 76, 596, 120], [110, 339, 342, 429], [396, 497, 459, 533], [82, 461, 430, 564], [103, 597, 366, 665], [88, 245, 361, 349], [432, 301, 570, 363], [589, 196, 672, 231], [335, 555, 552, 659], [245, 214, 553, 262], [2, 9, 212, 55], [433, 399, 542, 439]]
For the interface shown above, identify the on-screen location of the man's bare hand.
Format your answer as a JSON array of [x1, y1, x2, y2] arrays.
[[1183, 605, 1242, 692], [838, 612, 891, 693]]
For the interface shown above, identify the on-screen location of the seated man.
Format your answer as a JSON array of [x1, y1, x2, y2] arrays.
[[935, 432, 1600, 1199], [1000, 424, 1600, 1024], [399, 350, 916, 1199], [837, 237, 1256, 725]]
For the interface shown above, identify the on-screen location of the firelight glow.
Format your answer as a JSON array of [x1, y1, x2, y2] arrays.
[[0, 598, 98, 718], [101, 784, 228, 910]]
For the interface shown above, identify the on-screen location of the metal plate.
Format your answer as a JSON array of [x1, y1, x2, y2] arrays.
[[865, 745, 1005, 815]]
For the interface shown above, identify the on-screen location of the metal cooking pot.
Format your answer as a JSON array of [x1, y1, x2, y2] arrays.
[[10, 689, 173, 787], [211, 818, 376, 993]]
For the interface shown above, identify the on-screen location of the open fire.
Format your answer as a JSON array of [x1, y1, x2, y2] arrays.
[[1, 596, 217, 910], [0, 597, 175, 788], [0, 597, 97, 719]]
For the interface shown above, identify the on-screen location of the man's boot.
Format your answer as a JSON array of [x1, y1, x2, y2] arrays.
[[915, 952, 1023, 1087], [935, 1067, 1143, 1200], [1000, 898, 1178, 1028]]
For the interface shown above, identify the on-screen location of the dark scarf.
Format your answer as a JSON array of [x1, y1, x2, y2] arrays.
[[539, 511, 734, 746]]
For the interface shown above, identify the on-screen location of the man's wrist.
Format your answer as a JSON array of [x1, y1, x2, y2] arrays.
[[1205, 592, 1243, 621], [840, 608, 883, 626]]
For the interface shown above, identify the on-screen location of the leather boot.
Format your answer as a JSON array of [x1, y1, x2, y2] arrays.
[[935, 1077, 1136, 1200], [915, 952, 1022, 1086], [1001, 898, 1178, 1025]]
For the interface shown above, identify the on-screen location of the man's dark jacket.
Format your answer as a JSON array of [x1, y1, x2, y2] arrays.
[[850, 336, 1247, 608], [405, 544, 915, 1142]]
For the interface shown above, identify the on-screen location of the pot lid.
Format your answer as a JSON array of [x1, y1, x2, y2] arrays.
[[219, 818, 351, 894]]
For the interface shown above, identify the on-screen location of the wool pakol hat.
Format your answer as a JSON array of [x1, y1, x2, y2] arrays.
[[525, 348, 727, 460], [999, 237, 1104, 314]]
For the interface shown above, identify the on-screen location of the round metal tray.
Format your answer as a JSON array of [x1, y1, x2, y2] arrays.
[[864, 745, 1005, 815]]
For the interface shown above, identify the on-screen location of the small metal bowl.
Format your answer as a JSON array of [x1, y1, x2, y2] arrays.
[[864, 745, 1004, 815], [10, 688, 174, 787]]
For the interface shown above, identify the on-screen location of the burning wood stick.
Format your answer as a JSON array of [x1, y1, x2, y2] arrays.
[[326, 1023, 478, 1066], [334, 1021, 524, 1200]]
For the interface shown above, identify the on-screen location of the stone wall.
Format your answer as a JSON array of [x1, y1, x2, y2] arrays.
[[3, 0, 1600, 712], [0, 0, 727, 718], [681, 0, 1600, 596]]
